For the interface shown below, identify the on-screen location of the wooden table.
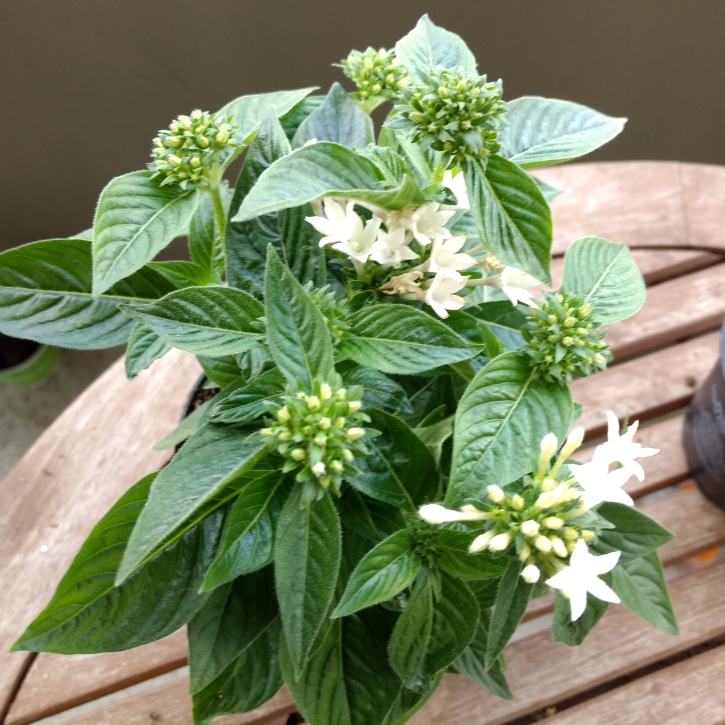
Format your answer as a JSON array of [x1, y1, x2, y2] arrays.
[[3, 160, 725, 725]]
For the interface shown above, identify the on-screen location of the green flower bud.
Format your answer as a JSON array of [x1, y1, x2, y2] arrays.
[[339, 46, 410, 111]]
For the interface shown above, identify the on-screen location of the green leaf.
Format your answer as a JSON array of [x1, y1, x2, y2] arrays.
[[208, 369, 285, 424], [282, 607, 401, 725], [395, 14, 477, 82], [202, 471, 287, 590], [234, 142, 426, 221], [148, 260, 215, 288], [120, 286, 264, 357], [447, 352, 572, 508], [380, 672, 444, 725], [593, 503, 675, 563], [498, 96, 626, 169], [279, 95, 326, 140], [437, 529, 508, 581], [333, 531, 420, 618], [117, 424, 269, 584], [486, 559, 533, 667], [12, 474, 222, 654], [562, 236, 645, 324], [454, 617, 513, 700], [188, 566, 278, 694], [264, 246, 334, 390], [465, 155, 553, 285], [125, 322, 171, 379], [611, 551, 679, 635], [415, 416, 454, 466], [217, 87, 318, 146], [0, 238, 174, 349], [153, 399, 212, 450], [464, 301, 527, 352], [531, 174, 563, 203], [226, 115, 326, 297], [193, 617, 283, 725], [275, 486, 341, 678], [198, 355, 244, 389], [337, 361, 413, 414], [348, 408, 439, 511], [188, 183, 233, 274], [339, 305, 476, 375], [92, 171, 199, 294], [388, 572, 478, 691], [552, 588, 609, 646], [292, 82, 374, 149]]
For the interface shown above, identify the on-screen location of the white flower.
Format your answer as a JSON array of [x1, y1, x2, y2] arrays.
[[409, 202, 455, 246], [442, 169, 469, 209], [333, 214, 382, 263], [521, 564, 541, 584], [306, 199, 358, 248], [594, 411, 659, 481], [484, 266, 541, 306], [378, 270, 425, 298], [424, 270, 469, 319], [418, 503, 489, 525], [546, 539, 621, 621], [427, 235, 477, 273], [370, 227, 419, 268], [569, 458, 634, 508]]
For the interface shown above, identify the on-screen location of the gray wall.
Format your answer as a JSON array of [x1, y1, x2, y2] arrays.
[[2, 0, 725, 250]]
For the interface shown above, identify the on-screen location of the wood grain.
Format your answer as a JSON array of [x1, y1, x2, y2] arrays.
[[411, 561, 725, 725], [0, 349, 201, 721], [542, 643, 725, 725]]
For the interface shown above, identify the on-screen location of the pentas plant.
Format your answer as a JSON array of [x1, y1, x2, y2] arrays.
[[4, 15, 678, 725]]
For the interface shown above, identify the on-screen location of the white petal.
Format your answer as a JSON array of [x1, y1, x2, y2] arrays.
[[586, 576, 621, 604], [589, 549, 621, 576], [606, 410, 620, 441], [603, 486, 635, 507], [569, 587, 588, 621]]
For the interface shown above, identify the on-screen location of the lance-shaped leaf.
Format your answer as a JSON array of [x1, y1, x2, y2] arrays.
[[446, 352, 572, 508], [120, 286, 264, 357], [337, 361, 413, 414], [593, 503, 674, 563], [0, 238, 174, 349], [339, 305, 477, 375], [464, 301, 527, 352], [12, 474, 222, 654], [92, 171, 199, 294], [234, 142, 426, 221], [125, 322, 171, 379], [388, 572, 478, 691], [264, 246, 334, 390], [279, 95, 326, 140], [486, 559, 533, 666], [611, 550, 679, 635], [117, 424, 270, 584], [275, 486, 341, 678], [217, 87, 318, 146], [281, 607, 401, 725], [562, 236, 645, 324], [202, 471, 287, 590], [437, 529, 508, 581], [226, 116, 325, 297], [188, 183, 233, 275], [552, 588, 609, 646], [209, 368, 285, 424], [148, 260, 215, 289], [292, 82, 374, 149], [465, 155, 553, 285], [347, 408, 439, 511], [498, 96, 626, 169], [193, 618, 283, 725], [333, 531, 420, 618], [395, 14, 477, 82], [188, 566, 278, 694]]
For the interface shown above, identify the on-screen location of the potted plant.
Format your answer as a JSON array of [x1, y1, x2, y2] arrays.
[[2, 15, 677, 725], [0, 333, 58, 387]]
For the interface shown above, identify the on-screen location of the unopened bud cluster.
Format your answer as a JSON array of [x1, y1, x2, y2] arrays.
[[340, 47, 410, 111], [149, 109, 239, 190], [261, 380, 368, 505], [388, 66, 506, 167], [305, 284, 350, 343], [522, 292, 611, 384]]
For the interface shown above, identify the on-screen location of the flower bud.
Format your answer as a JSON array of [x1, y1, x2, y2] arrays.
[[521, 520, 540, 537], [319, 475, 332, 488], [307, 396, 321, 411], [334, 417, 346, 429], [278, 430, 292, 442], [336, 388, 347, 401], [342, 448, 354, 462], [521, 565, 541, 584], [487, 485, 506, 504], [291, 448, 307, 461], [216, 130, 230, 145], [511, 494, 525, 511], [311, 462, 326, 477], [348, 400, 362, 413], [347, 427, 365, 441], [519, 543, 531, 561], [261, 428, 275, 437], [329, 459, 343, 473], [538, 433, 558, 472], [469, 531, 494, 553], [559, 427, 585, 461], [581, 529, 595, 541], [550, 536, 567, 558], [534, 492, 556, 510], [318, 417, 331, 430], [534, 535, 552, 553], [277, 407, 291, 424], [320, 383, 332, 401], [489, 532, 512, 551], [562, 526, 579, 540], [579, 303, 592, 318], [542, 516, 563, 530]]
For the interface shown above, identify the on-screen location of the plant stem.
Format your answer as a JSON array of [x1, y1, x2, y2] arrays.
[[209, 183, 227, 278]]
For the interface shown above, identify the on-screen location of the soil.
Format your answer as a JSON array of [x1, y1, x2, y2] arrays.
[[0, 333, 39, 370], [286, 714, 304, 724], [184, 375, 221, 417]]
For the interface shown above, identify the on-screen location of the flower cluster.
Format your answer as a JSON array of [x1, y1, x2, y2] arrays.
[[149, 109, 239, 190], [339, 47, 409, 111], [522, 292, 611, 383], [262, 380, 369, 505], [420, 412, 659, 621], [388, 66, 506, 167]]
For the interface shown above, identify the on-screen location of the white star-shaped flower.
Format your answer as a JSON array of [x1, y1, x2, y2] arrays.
[[568, 458, 634, 508], [546, 539, 621, 621], [442, 169, 470, 209], [593, 411, 659, 481], [485, 266, 541, 306], [370, 227, 419, 268], [332, 214, 382, 263], [409, 202, 455, 247], [305, 199, 358, 248], [425, 270, 469, 319], [428, 235, 477, 274]]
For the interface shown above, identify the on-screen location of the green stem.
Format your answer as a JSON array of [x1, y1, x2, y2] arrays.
[[209, 183, 227, 277], [432, 156, 446, 184]]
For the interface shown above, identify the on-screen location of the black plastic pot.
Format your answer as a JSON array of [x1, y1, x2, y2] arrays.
[[683, 317, 725, 509], [0, 332, 58, 387]]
